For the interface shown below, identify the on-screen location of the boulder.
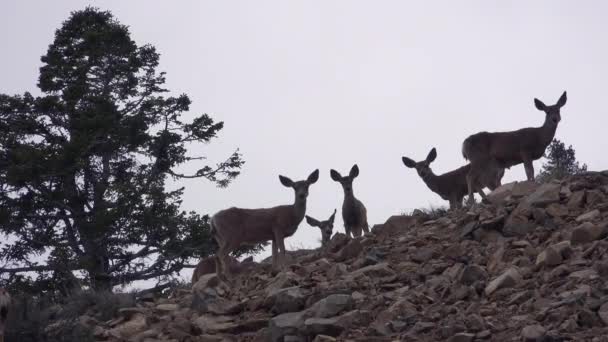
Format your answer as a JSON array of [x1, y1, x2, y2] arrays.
[[485, 267, 522, 296]]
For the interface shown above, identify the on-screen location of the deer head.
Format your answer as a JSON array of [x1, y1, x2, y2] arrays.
[[279, 169, 319, 202], [402, 148, 437, 180], [535, 91, 567, 126], [330, 164, 359, 195], [306, 209, 337, 245]]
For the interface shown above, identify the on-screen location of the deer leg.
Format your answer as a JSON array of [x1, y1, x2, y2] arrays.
[[277, 237, 287, 270], [271, 238, 278, 269], [344, 225, 352, 238], [466, 171, 476, 206], [523, 159, 535, 181], [273, 230, 285, 270], [216, 243, 230, 280]]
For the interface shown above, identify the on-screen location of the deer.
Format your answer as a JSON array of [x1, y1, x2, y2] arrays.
[[305, 209, 337, 247], [191, 256, 255, 283], [462, 91, 567, 205], [330, 165, 369, 238], [402, 148, 504, 209], [211, 169, 319, 279], [0, 288, 9, 342]]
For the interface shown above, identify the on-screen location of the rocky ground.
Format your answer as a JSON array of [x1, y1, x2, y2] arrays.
[[69, 171, 608, 341]]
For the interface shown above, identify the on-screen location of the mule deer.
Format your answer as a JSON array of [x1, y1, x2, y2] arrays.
[[0, 288, 9, 342], [191, 256, 255, 283], [402, 148, 504, 209], [305, 209, 337, 247], [330, 165, 369, 238], [462, 91, 567, 205], [211, 169, 319, 278]]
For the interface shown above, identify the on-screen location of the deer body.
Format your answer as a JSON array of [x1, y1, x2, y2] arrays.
[[331, 165, 369, 238], [0, 288, 9, 342], [462, 91, 566, 205], [403, 148, 504, 209], [212, 170, 319, 278]]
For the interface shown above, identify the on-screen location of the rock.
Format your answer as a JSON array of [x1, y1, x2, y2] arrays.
[[485, 267, 522, 296], [512, 181, 539, 198], [312, 335, 337, 342], [349, 262, 394, 278], [575, 209, 600, 222], [411, 247, 435, 263], [487, 182, 517, 204], [325, 233, 349, 253], [308, 294, 354, 318], [377, 215, 418, 236], [571, 222, 606, 245], [265, 271, 300, 296], [269, 311, 306, 342], [598, 302, 608, 325], [194, 315, 235, 333], [521, 324, 546, 341], [335, 239, 363, 262], [304, 317, 344, 337], [155, 303, 179, 312], [536, 241, 571, 267], [459, 264, 487, 285], [448, 333, 475, 342], [546, 203, 568, 217], [567, 190, 586, 208], [266, 286, 308, 314], [523, 183, 561, 207], [108, 313, 148, 338]]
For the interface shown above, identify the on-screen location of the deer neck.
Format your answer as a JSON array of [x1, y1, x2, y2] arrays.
[[292, 196, 307, 222], [540, 119, 558, 147], [421, 172, 442, 194], [343, 189, 357, 205]]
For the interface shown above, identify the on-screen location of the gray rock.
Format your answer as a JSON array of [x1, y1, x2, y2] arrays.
[[448, 332, 475, 342], [485, 267, 522, 296], [269, 311, 307, 342], [308, 294, 354, 318], [348, 262, 394, 278], [521, 324, 546, 341], [266, 286, 308, 314], [304, 317, 344, 337], [576, 209, 600, 222], [571, 222, 606, 245], [459, 264, 487, 285]]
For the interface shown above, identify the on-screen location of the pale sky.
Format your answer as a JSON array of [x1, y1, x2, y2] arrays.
[[2, 1, 607, 282]]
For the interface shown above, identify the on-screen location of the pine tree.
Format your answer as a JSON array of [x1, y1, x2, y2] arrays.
[[0, 8, 261, 292], [536, 139, 587, 183]]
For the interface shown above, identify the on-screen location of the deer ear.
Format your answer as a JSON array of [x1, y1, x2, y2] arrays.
[[306, 215, 320, 227], [330, 169, 342, 181], [557, 91, 567, 108], [349, 164, 359, 178], [307, 169, 319, 184], [426, 148, 437, 163], [279, 175, 294, 187], [534, 98, 546, 111], [402, 157, 416, 168]]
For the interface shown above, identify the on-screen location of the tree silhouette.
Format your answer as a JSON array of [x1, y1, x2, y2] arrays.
[[536, 138, 587, 183], [0, 8, 261, 292]]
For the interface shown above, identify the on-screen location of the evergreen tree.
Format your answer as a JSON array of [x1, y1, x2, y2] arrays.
[[0, 8, 261, 292], [537, 138, 587, 182]]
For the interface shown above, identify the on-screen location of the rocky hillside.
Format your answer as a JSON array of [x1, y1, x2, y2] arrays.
[[76, 171, 608, 341]]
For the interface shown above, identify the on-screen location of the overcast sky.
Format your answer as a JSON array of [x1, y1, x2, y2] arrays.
[[2, 1, 608, 282]]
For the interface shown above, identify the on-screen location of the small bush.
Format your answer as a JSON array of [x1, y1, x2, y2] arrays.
[[4, 291, 136, 342], [403, 205, 449, 220]]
